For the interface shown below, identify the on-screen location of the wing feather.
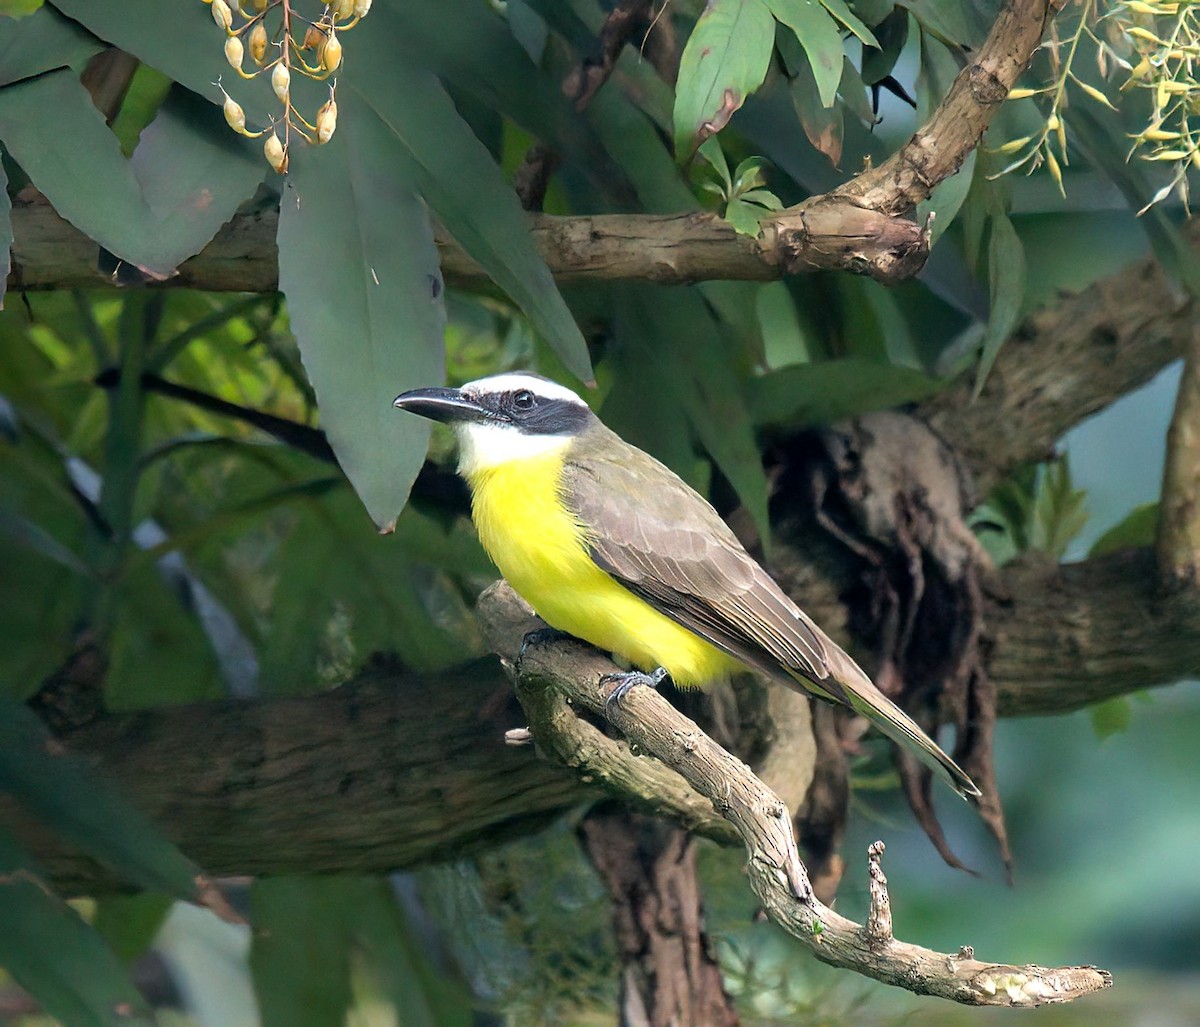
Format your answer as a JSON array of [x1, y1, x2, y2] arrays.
[[561, 435, 829, 684]]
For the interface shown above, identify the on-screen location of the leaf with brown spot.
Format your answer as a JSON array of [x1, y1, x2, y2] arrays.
[[673, 0, 775, 160]]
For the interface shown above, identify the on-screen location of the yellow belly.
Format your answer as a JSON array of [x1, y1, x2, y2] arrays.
[[466, 452, 738, 686]]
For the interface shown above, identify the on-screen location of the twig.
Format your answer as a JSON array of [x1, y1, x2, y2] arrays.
[[1157, 327, 1200, 589], [484, 583, 1112, 1007], [562, 0, 655, 111]]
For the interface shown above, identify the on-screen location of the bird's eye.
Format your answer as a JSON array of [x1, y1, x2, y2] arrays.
[[513, 390, 536, 411]]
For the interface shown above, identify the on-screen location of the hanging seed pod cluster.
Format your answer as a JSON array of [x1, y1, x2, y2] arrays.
[[202, 0, 370, 174]]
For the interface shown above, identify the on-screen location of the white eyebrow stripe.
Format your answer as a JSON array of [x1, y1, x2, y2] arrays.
[[462, 372, 586, 407]]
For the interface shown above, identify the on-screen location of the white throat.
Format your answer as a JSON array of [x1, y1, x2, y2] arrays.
[[456, 422, 572, 477]]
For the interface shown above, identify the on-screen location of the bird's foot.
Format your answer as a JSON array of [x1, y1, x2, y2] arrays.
[[601, 666, 669, 715], [518, 627, 570, 667]]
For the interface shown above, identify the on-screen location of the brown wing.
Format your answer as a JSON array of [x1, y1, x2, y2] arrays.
[[561, 429, 831, 688]]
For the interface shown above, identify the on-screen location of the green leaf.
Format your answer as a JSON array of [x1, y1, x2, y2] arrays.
[[898, 0, 981, 46], [277, 93, 445, 530], [0, 151, 11, 310], [920, 148, 976, 245], [0, 72, 263, 278], [608, 286, 770, 542], [355, 881, 476, 1027], [768, 0, 845, 108], [0, 826, 153, 1026], [0, 507, 92, 575], [1089, 502, 1159, 557], [818, 0, 878, 46], [1090, 696, 1132, 741], [749, 359, 946, 425], [725, 196, 768, 236], [974, 210, 1026, 395], [250, 876, 368, 1027], [0, 700, 218, 906], [1029, 456, 1088, 558], [0, 3, 100, 85], [861, 7, 908, 85], [93, 893, 173, 964], [349, 44, 592, 384], [781, 29, 844, 165], [674, 0, 775, 159]]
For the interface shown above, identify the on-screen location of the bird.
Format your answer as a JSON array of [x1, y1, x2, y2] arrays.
[[394, 372, 980, 801]]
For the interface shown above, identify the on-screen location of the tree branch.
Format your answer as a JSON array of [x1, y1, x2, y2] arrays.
[[11, 545, 1197, 893], [921, 222, 1200, 495], [6, 1, 1056, 291], [1158, 327, 1200, 589], [490, 586, 1111, 1007]]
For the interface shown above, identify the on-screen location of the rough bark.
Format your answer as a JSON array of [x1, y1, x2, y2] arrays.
[[12, 544, 1197, 892], [5, 1, 1058, 292], [1158, 328, 1200, 589], [498, 585, 1110, 1008], [921, 222, 1200, 496], [580, 807, 738, 1027]]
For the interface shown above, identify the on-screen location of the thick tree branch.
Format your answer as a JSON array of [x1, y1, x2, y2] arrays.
[[1158, 327, 1200, 588], [490, 587, 1110, 1007], [5, 1, 1056, 291], [16, 546, 1196, 892], [921, 222, 1200, 495]]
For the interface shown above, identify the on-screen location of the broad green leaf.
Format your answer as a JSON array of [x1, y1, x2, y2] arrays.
[[0, 71, 263, 278], [920, 148, 976, 245], [0, 153, 10, 310], [757, 281, 816, 368], [277, 93, 445, 530], [974, 210, 1026, 394], [1090, 696, 1132, 741], [50, 0, 268, 123], [131, 85, 264, 240], [818, 0, 878, 46], [93, 893, 173, 964], [355, 881, 475, 1027], [1089, 502, 1159, 557], [674, 0, 775, 159], [781, 30, 844, 165], [0, 827, 153, 1026], [861, 6, 907, 85], [250, 876, 367, 1027], [0, 700, 221, 908], [0, 507, 91, 574], [0, 3, 100, 85], [898, 0, 981, 47], [349, 47, 592, 384], [749, 358, 945, 425], [768, 0, 844, 108], [607, 286, 770, 542]]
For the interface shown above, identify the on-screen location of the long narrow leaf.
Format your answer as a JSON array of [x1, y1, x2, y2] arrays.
[[0, 827, 154, 1026], [277, 93, 444, 529], [0, 701, 233, 917], [349, 39, 592, 384], [675, 0, 776, 157]]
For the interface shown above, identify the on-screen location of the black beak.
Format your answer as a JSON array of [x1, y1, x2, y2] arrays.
[[393, 387, 492, 424]]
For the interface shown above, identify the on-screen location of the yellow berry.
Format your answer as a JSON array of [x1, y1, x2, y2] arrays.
[[224, 36, 244, 71], [264, 132, 287, 173], [271, 61, 290, 103], [223, 93, 247, 134], [316, 98, 338, 144], [354, 0, 371, 17], [211, 0, 233, 30], [322, 32, 342, 72], [249, 22, 268, 64]]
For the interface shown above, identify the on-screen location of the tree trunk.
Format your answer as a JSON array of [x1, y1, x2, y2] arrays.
[[579, 806, 738, 1027]]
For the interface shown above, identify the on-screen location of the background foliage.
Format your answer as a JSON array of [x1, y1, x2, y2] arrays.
[[0, 0, 1197, 1022]]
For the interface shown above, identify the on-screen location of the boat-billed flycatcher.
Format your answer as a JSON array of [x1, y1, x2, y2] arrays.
[[394, 372, 980, 800]]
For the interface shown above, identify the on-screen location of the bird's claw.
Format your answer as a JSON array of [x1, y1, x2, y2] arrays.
[[601, 667, 669, 714], [518, 627, 569, 667]]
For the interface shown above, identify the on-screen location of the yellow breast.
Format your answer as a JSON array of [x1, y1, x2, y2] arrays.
[[465, 449, 738, 686]]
